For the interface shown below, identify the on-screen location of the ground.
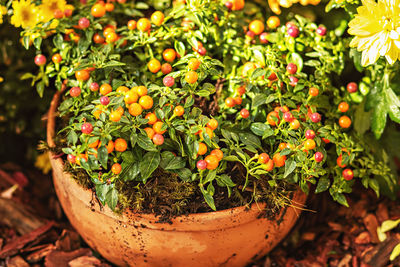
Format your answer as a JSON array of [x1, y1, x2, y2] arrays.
[[0, 162, 399, 267]]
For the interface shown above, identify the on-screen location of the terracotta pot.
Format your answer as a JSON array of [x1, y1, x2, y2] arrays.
[[47, 92, 307, 267]]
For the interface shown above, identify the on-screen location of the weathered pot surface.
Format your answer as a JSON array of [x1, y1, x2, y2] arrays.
[[47, 91, 307, 267]]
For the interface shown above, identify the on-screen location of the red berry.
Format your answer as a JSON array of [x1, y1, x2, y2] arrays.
[[259, 32, 268, 44], [90, 82, 99, 91], [64, 8, 73, 17], [79, 17, 90, 29], [81, 122, 93, 134], [246, 30, 255, 38], [240, 108, 250, 118], [287, 26, 299, 38], [343, 168, 354, 181], [314, 152, 324, 162], [152, 134, 164, 146], [100, 96, 110, 105], [289, 76, 298, 87], [305, 129, 316, 139], [163, 76, 175, 87], [347, 82, 358, 93], [310, 112, 321, 123], [67, 154, 76, 164], [316, 26, 327, 36], [34, 54, 46, 66], [283, 112, 294, 122], [225, 1, 233, 10], [197, 160, 207, 170], [70, 87, 81, 97], [286, 63, 297, 74], [197, 46, 206, 56]]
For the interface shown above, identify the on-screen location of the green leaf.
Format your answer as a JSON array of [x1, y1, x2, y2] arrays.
[[174, 168, 192, 182], [251, 94, 267, 109], [97, 146, 109, 169], [204, 170, 216, 184], [390, 243, 400, 261], [137, 134, 157, 151], [371, 96, 387, 139], [387, 87, 400, 124], [239, 133, 261, 149], [33, 37, 42, 50], [251, 68, 266, 80], [354, 101, 371, 135], [200, 186, 216, 211], [67, 130, 78, 145], [105, 187, 118, 210], [95, 183, 112, 205], [369, 179, 380, 197], [380, 219, 400, 233], [223, 155, 240, 162], [139, 152, 160, 182], [160, 151, 186, 170], [287, 52, 303, 72], [315, 177, 330, 193], [250, 123, 270, 136], [120, 162, 139, 181], [23, 36, 30, 50], [335, 193, 349, 207], [283, 158, 296, 178]]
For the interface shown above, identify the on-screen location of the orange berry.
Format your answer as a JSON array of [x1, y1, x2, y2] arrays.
[[210, 149, 224, 161], [115, 106, 124, 115], [137, 86, 148, 96], [188, 58, 201, 70], [139, 95, 154, 110], [337, 154, 347, 168], [127, 20, 137, 30], [200, 127, 214, 140], [137, 18, 151, 32], [267, 111, 280, 126], [309, 87, 319, 97], [185, 71, 198, 84], [105, 140, 114, 154], [124, 90, 139, 104], [109, 111, 122, 122], [91, 3, 106, 17], [52, 53, 62, 63], [290, 119, 300, 130], [144, 127, 155, 139], [88, 139, 100, 148], [161, 63, 172, 74], [174, 106, 185, 116], [338, 102, 349, 113], [237, 85, 246, 96], [114, 138, 128, 152], [75, 70, 90, 81], [197, 142, 207, 155], [93, 33, 105, 44], [105, 32, 118, 43], [249, 20, 265, 35], [234, 97, 242, 105], [145, 113, 158, 125], [117, 86, 129, 94], [258, 153, 270, 164], [151, 11, 164, 26], [273, 153, 286, 167], [103, 26, 115, 37], [225, 97, 236, 108], [263, 159, 274, 171], [129, 103, 143, 116], [100, 83, 112, 95], [304, 139, 316, 150], [339, 115, 351, 128], [105, 3, 114, 12], [152, 134, 164, 145], [230, 0, 245, 10], [111, 163, 122, 174], [153, 121, 166, 134], [205, 155, 219, 170], [267, 16, 280, 29], [163, 48, 176, 62], [148, 58, 161, 73], [278, 142, 287, 150], [207, 118, 218, 130]]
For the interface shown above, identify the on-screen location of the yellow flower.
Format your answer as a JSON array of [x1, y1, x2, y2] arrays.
[[38, 0, 66, 21], [348, 0, 400, 66], [34, 152, 52, 174], [0, 5, 7, 24], [10, 0, 39, 28]]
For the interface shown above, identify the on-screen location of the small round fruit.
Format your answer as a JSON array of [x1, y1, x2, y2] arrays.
[[225, 97, 236, 108], [290, 119, 300, 130], [52, 54, 62, 63], [207, 118, 218, 130], [188, 58, 201, 70], [267, 111, 280, 126], [111, 163, 122, 174], [162, 48, 176, 62], [197, 143, 207, 155], [267, 16, 280, 29], [304, 139, 316, 150], [237, 86, 246, 96], [145, 113, 158, 125], [89, 82, 99, 92], [114, 138, 128, 152], [316, 26, 327, 36], [283, 112, 294, 122], [34, 54, 46, 66], [137, 86, 148, 96], [197, 160, 207, 170], [305, 129, 316, 139], [279, 142, 287, 150], [286, 63, 297, 74], [148, 58, 161, 73], [151, 11, 164, 26], [93, 33, 105, 44], [124, 90, 139, 104], [273, 153, 286, 167], [91, 3, 106, 17], [100, 96, 110, 105], [137, 18, 151, 32], [127, 20, 137, 30], [129, 103, 143, 116], [161, 63, 172, 74], [337, 154, 347, 168], [153, 134, 164, 146], [287, 26, 299, 38], [185, 71, 198, 84], [240, 108, 250, 118], [70, 87, 81, 97], [79, 17, 90, 29], [117, 86, 129, 94], [109, 111, 122, 122], [81, 122, 93, 134], [258, 153, 270, 164], [54, 9, 64, 19], [144, 127, 155, 139], [263, 159, 274, 171], [347, 82, 358, 93], [233, 97, 242, 105], [153, 121, 166, 134], [310, 112, 321, 123], [210, 149, 223, 161], [163, 76, 175, 87], [309, 87, 319, 97], [205, 155, 219, 170], [249, 20, 265, 35], [67, 154, 76, 164], [289, 76, 298, 87], [339, 115, 351, 128], [100, 83, 112, 95], [259, 32, 268, 44], [105, 32, 118, 43], [174, 106, 184, 116], [75, 70, 90, 81], [314, 152, 324, 162], [105, 3, 114, 12], [343, 169, 354, 181], [338, 102, 349, 113], [139, 95, 154, 110], [230, 0, 244, 10]]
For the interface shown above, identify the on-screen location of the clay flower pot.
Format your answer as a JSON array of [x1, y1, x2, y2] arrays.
[[47, 92, 307, 267]]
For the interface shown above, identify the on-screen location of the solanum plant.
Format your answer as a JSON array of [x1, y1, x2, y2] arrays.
[[17, 0, 397, 211]]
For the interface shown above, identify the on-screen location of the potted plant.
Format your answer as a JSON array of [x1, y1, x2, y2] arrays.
[[3, 0, 399, 265]]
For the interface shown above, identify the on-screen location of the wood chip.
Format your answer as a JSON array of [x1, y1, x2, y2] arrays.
[[363, 214, 380, 243], [44, 248, 92, 267], [26, 244, 56, 263], [362, 236, 400, 267], [55, 230, 81, 252], [7, 255, 30, 267], [355, 232, 371, 245], [68, 255, 103, 267]]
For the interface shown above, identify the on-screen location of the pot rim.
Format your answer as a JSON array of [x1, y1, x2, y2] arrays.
[[47, 91, 307, 230]]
